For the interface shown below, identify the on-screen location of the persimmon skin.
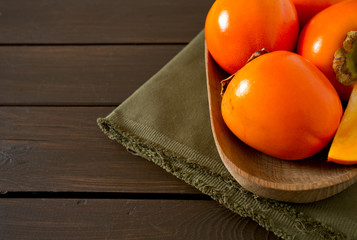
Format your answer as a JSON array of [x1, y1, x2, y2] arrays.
[[221, 51, 342, 160], [297, 0, 357, 102], [291, 0, 344, 27], [205, 0, 299, 75]]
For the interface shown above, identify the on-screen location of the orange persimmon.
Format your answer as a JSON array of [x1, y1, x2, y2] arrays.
[[291, 0, 344, 28], [205, 0, 299, 75], [328, 31, 357, 165], [297, 0, 357, 102], [221, 51, 342, 160]]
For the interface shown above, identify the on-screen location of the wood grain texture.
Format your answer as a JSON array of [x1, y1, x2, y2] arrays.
[[0, 198, 280, 240], [0, 0, 213, 44], [0, 45, 184, 105], [205, 45, 357, 203], [0, 106, 199, 194], [0, 0, 284, 238]]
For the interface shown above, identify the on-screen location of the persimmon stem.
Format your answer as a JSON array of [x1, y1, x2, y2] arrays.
[[246, 48, 270, 63], [220, 48, 270, 96], [220, 74, 234, 96], [333, 31, 357, 86]]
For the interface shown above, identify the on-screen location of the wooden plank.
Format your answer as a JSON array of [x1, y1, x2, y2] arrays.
[[0, 198, 280, 240], [0, 45, 184, 105], [0, 106, 199, 194], [0, 0, 212, 44]]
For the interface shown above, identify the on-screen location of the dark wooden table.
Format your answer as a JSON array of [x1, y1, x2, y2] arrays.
[[0, 1, 281, 239]]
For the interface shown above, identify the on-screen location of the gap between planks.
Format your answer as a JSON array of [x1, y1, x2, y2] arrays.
[[0, 43, 189, 46], [0, 191, 212, 200]]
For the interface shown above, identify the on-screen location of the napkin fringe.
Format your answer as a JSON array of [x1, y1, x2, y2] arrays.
[[97, 117, 346, 240]]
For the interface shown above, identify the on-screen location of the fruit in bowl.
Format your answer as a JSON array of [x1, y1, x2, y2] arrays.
[[204, 0, 299, 75], [205, 0, 357, 164], [221, 50, 342, 160], [204, 0, 357, 203]]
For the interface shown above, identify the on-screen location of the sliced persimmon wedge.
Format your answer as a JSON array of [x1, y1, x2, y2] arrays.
[[328, 31, 357, 165], [328, 84, 357, 164]]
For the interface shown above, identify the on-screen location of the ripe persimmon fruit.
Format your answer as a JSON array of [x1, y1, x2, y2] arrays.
[[297, 0, 357, 101], [328, 31, 357, 165], [205, 0, 299, 75], [221, 51, 343, 160]]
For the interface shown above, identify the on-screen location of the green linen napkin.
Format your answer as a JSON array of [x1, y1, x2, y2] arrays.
[[98, 31, 357, 240]]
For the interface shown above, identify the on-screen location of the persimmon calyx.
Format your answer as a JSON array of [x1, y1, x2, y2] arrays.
[[333, 31, 357, 86], [220, 48, 270, 96], [246, 48, 270, 63], [220, 74, 234, 96]]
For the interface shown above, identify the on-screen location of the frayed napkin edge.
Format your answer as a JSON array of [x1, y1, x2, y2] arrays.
[[97, 117, 346, 240]]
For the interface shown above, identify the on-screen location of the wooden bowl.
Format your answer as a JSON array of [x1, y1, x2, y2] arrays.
[[205, 44, 357, 203]]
